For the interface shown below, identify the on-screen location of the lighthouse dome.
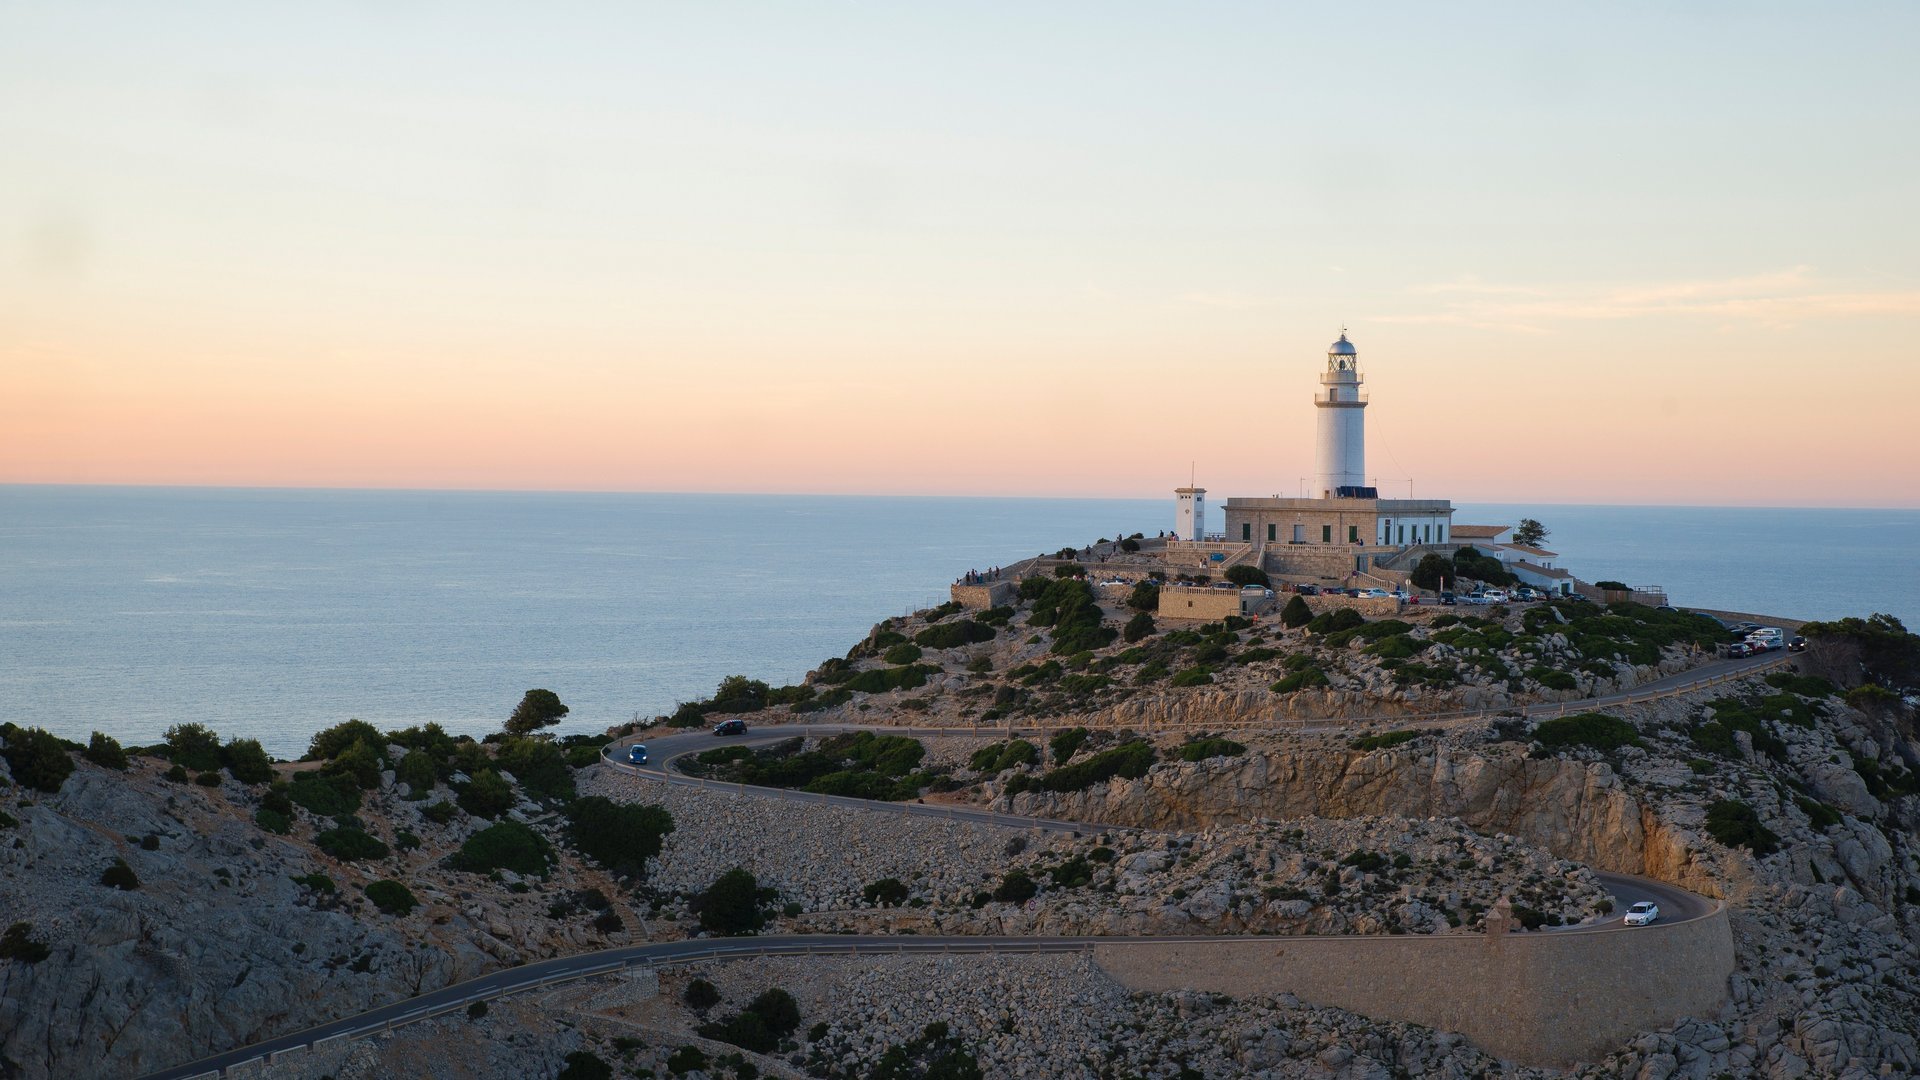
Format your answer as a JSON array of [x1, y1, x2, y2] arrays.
[[1329, 333, 1357, 357]]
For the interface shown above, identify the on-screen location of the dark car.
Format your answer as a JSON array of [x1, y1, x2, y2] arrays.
[[1721, 642, 1753, 658], [1788, 636, 1808, 653], [712, 719, 748, 736], [1296, 584, 1320, 596], [1439, 591, 1457, 606]]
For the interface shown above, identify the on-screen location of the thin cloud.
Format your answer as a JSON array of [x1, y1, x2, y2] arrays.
[[1381, 268, 1920, 332]]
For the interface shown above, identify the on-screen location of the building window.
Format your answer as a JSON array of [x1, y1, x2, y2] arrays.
[[1321, 525, 1332, 544], [1438, 525, 1446, 543], [1398, 525, 1405, 544], [1267, 523, 1275, 542], [1241, 523, 1251, 541], [1348, 525, 1358, 543]]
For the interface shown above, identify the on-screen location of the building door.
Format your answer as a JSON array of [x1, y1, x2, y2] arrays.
[[1292, 524, 1305, 544]]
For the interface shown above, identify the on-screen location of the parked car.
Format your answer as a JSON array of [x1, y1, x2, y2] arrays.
[[1623, 901, 1660, 927], [627, 744, 649, 765], [1482, 589, 1510, 604], [1358, 588, 1391, 599], [712, 719, 748, 736], [1788, 636, 1808, 653], [1295, 584, 1320, 596], [1745, 627, 1786, 651], [1720, 642, 1753, 659], [1439, 591, 1457, 606]]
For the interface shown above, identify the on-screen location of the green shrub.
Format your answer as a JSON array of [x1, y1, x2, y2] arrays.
[[364, 879, 418, 915], [304, 719, 385, 762], [1169, 666, 1214, 687], [914, 620, 996, 650], [288, 771, 362, 817], [222, 738, 276, 785], [1178, 737, 1245, 762], [565, 796, 675, 876], [0, 923, 51, 964], [1279, 595, 1313, 628], [683, 977, 721, 1010], [393, 829, 421, 852], [449, 820, 553, 877], [1364, 634, 1427, 660], [555, 1051, 612, 1080], [164, 764, 189, 783], [1409, 553, 1452, 591], [396, 749, 439, 792], [1272, 666, 1330, 693], [1049, 727, 1090, 765], [1, 726, 75, 794], [1765, 672, 1836, 698], [457, 769, 517, 819], [84, 732, 128, 771], [882, 642, 924, 665], [99, 858, 140, 891], [421, 800, 458, 825], [505, 688, 570, 736], [315, 826, 389, 862], [968, 740, 1038, 773], [290, 872, 337, 893], [863, 877, 910, 906], [694, 868, 769, 935], [1349, 729, 1421, 751], [1527, 666, 1578, 691], [1028, 578, 1116, 655], [163, 723, 223, 772], [992, 870, 1038, 903], [1593, 580, 1629, 592], [1532, 713, 1641, 753], [193, 771, 222, 787], [1049, 856, 1094, 889], [1704, 799, 1779, 856], [1795, 797, 1844, 830], [1127, 582, 1161, 612], [1225, 565, 1270, 587], [1305, 608, 1365, 635], [1123, 611, 1155, 643], [254, 808, 291, 834], [495, 736, 574, 802], [667, 1046, 709, 1076], [323, 739, 384, 789], [1040, 740, 1155, 793]]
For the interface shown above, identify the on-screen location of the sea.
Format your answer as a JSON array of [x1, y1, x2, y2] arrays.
[[2, 486, 1915, 759]]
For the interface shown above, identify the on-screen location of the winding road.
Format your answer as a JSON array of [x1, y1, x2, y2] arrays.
[[138, 653, 1769, 1079]]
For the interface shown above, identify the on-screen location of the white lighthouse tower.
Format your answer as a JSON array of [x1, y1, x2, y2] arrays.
[[1313, 331, 1368, 498], [1174, 485, 1206, 542]]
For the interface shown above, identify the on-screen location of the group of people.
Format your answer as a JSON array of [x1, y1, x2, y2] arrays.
[[958, 567, 1004, 585]]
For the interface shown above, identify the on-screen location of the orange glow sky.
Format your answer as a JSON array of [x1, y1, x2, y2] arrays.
[[4, 5, 1918, 507]]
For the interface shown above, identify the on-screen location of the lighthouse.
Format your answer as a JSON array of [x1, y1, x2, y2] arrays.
[[1313, 331, 1368, 498]]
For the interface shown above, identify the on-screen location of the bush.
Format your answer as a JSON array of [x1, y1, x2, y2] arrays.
[[315, 826, 389, 862], [1410, 553, 1452, 591], [968, 740, 1038, 773], [914, 620, 996, 650], [1349, 729, 1421, 751], [863, 878, 910, 906], [223, 738, 276, 785], [164, 764, 188, 783], [1594, 580, 1630, 592], [1279, 595, 1313, 628], [254, 808, 291, 834], [495, 736, 574, 802], [1040, 740, 1155, 792], [304, 719, 385, 762], [696, 988, 802, 1053], [683, 977, 721, 1010], [1049, 727, 1090, 765], [1127, 582, 1161, 612], [882, 642, 924, 665], [992, 870, 1038, 903], [1704, 799, 1779, 856], [163, 723, 223, 771], [565, 796, 675, 876], [1532, 713, 1642, 753], [458, 769, 517, 819], [555, 1051, 612, 1080], [193, 771, 222, 788], [322, 738, 384, 790], [667, 1046, 709, 1076], [1123, 611, 1155, 643], [288, 772, 363, 817], [0, 922, 51, 963], [396, 749, 438, 793], [421, 800, 458, 825], [1271, 666, 1329, 693], [1028, 578, 1116, 655], [1305, 608, 1365, 635], [694, 868, 769, 935], [1527, 666, 1578, 691], [290, 871, 336, 893], [84, 732, 128, 771], [364, 879, 418, 915], [1178, 737, 1245, 762], [449, 820, 553, 877], [1225, 565, 1270, 587], [505, 688, 569, 736], [100, 858, 140, 891], [1, 726, 75, 793]]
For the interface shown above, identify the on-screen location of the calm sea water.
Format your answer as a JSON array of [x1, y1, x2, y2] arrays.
[[2, 486, 1914, 758]]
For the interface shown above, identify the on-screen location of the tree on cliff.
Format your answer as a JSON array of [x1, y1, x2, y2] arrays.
[[1280, 595, 1313, 629], [1410, 553, 1452, 591], [506, 689, 569, 736], [1512, 518, 1549, 547]]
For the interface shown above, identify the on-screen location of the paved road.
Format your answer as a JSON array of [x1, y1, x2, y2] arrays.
[[141, 654, 1756, 1078]]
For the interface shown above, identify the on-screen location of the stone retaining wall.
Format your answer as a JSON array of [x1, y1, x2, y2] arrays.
[[1093, 904, 1735, 1067]]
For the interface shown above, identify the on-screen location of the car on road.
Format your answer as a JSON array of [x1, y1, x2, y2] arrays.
[[627, 744, 649, 765], [1482, 589, 1510, 604], [1295, 584, 1320, 596], [1788, 636, 1808, 653], [712, 719, 748, 736], [1358, 587, 1391, 599], [1439, 591, 1457, 605], [1719, 642, 1753, 659], [1623, 901, 1660, 926]]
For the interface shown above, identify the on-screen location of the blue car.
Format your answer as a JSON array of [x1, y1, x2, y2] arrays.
[[627, 744, 649, 765]]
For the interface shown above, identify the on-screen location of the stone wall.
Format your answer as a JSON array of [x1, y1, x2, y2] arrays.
[[1093, 905, 1735, 1067], [950, 582, 1015, 610], [1157, 586, 1244, 622]]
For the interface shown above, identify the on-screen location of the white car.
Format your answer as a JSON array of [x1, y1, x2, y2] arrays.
[[1482, 589, 1510, 603], [1623, 901, 1660, 926], [1358, 588, 1391, 599]]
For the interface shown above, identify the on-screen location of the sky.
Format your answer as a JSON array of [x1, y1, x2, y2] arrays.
[[3, 3, 1917, 507]]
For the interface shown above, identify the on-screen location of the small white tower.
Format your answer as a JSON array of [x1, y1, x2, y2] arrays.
[[1313, 331, 1368, 498], [1174, 486, 1206, 541]]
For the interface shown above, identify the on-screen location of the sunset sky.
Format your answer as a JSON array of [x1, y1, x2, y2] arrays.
[[4, 4, 1917, 507]]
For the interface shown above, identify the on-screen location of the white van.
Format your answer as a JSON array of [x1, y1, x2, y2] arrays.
[[1746, 627, 1785, 651]]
